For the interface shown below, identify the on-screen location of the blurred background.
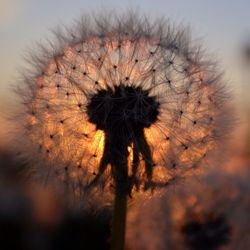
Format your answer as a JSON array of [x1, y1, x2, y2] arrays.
[[0, 1, 250, 249]]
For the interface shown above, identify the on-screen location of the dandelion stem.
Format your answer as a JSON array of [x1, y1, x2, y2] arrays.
[[111, 190, 127, 250]]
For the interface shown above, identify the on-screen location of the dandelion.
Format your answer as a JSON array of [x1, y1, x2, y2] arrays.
[[14, 11, 230, 250], [126, 172, 250, 250]]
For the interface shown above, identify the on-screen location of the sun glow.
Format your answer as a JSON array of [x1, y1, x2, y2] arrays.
[[21, 26, 224, 192]]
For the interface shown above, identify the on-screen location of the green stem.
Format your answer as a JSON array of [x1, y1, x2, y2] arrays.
[[111, 190, 127, 250]]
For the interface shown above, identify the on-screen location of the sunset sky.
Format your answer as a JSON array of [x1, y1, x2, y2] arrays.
[[0, 0, 250, 145]]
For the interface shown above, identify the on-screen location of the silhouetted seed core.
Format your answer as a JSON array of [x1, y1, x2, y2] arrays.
[[87, 86, 159, 134], [86, 85, 160, 192]]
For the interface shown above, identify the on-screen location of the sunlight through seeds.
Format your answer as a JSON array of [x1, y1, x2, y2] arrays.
[[14, 12, 230, 197]]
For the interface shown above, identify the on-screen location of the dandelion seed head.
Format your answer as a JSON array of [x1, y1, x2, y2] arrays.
[[14, 12, 230, 196]]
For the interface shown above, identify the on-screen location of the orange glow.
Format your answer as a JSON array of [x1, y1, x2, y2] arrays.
[[24, 33, 222, 190]]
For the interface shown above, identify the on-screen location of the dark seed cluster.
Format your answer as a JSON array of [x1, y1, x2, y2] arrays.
[[182, 214, 230, 250], [87, 86, 159, 132]]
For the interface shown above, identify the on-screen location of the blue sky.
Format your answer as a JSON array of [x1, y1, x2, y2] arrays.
[[0, 0, 250, 142]]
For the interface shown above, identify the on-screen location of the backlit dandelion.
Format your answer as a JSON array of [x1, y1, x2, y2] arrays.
[[14, 11, 230, 250]]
